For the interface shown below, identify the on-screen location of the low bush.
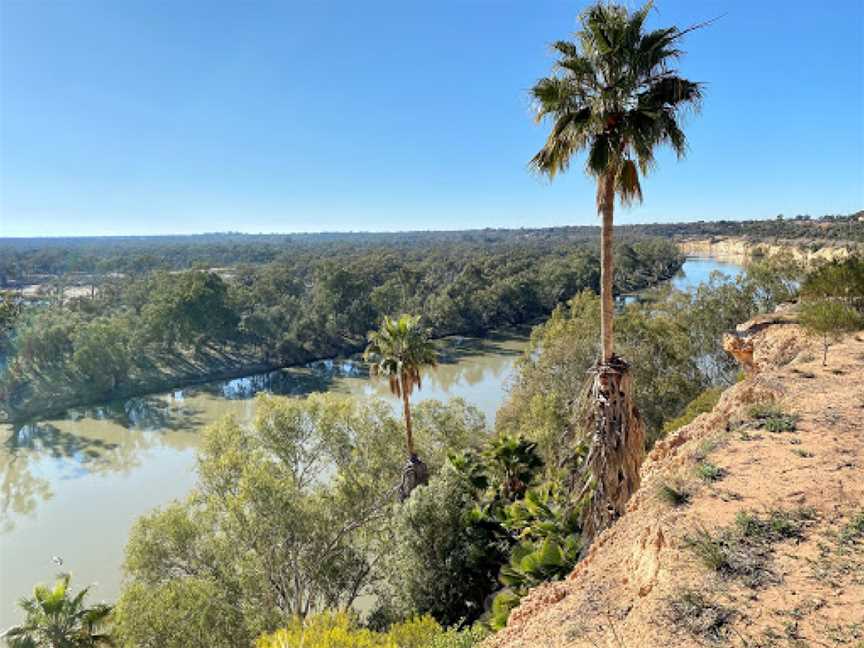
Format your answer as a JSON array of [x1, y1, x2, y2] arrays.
[[839, 510, 864, 545], [665, 588, 735, 643], [658, 479, 692, 506], [255, 613, 487, 648], [748, 403, 798, 432], [685, 507, 816, 588], [662, 388, 723, 436], [696, 461, 725, 483]]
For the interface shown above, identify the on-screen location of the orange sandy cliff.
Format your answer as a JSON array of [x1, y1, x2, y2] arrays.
[[486, 317, 864, 647]]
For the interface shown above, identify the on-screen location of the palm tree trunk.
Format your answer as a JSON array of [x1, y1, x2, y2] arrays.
[[397, 374, 428, 500], [577, 170, 645, 545], [599, 172, 615, 362], [401, 376, 415, 457]]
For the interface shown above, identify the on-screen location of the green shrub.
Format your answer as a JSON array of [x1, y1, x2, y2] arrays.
[[490, 590, 522, 630], [799, 298, 863, 366], [662, 388, 723, 436], [115, 579, 250, 648], [371, 464, 509, 626], [696, 461, 724, 483], [490, 483, 581, 629], [255, 612, 486, 648]]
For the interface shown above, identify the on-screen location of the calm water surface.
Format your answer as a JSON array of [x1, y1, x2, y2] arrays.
[[671, 256, 744, 292], [0, 257, 742, 626]]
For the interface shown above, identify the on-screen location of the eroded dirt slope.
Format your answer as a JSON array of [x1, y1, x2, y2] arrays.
[[487, 320, 864, 647]]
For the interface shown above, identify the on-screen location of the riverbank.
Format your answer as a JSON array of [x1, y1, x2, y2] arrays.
[[2, 258, 685, 425], [1, 325, 535, 425], [1, 342, 345, 425]]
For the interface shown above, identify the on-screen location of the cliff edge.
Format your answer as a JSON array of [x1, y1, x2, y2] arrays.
[[677, 236, 856, 265], [486, 318, 864, 647]]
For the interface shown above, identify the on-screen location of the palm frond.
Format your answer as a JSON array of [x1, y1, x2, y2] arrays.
[[639, 76, 703, 110], [586, 134, 610, 177], [550, 40, 578, 58], [616, 159, 643, 206]]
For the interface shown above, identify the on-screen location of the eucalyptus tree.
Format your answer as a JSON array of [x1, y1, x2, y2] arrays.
[[0, 290, 21, 351], [364, 314, 437, 498], [529, 1, 703, 539]]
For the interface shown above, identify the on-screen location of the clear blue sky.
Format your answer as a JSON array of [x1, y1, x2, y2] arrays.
[[1, 0, 862, 237]]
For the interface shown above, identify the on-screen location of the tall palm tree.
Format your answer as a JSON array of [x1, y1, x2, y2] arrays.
[[1, 574, 113, 647], [364, 314, 437, 498], [529, 1, 702, 539]]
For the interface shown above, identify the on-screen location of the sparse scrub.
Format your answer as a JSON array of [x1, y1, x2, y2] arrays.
[[765, 416, 797, 432], [735, 508, 815, 543], [840, 511, 864, 544], [665, 588, 735, 643], [748, 403, 798, 432], [686, 508, 816, 587], [697, 461, 725, 483], [694, 437, 721, 462], [685, 528, 738, 573], [747, 402, 782, 418], [658, 479, 692, 507], [685, 527, 775, 588], [737, 428, 758, 441]]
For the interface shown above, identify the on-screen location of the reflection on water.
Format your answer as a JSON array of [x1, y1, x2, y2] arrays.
[[671, 257, 743, 292], [0, 329, 528, 627]]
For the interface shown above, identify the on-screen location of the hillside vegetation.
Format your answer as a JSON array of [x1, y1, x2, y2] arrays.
[[485, 317, 864, 647]]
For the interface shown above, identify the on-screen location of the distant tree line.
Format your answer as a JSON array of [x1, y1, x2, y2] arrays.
[[0, 210, 859, 284]]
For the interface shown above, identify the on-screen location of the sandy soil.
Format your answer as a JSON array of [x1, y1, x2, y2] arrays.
[[486, 319, 864, 647]]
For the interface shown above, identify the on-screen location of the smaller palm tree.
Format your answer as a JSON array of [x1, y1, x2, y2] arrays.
[[364, 314, 437, 498], [1, 573, 113, 647]]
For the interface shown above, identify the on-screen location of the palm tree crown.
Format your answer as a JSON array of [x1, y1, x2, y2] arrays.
[[364, 314, 436, 400], [2, 573, 113, 647], [530, 0, 702, 204], [364, 314, 436, 459]]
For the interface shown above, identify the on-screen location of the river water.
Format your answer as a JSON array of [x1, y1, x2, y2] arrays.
[[0, 257, 742, 626]]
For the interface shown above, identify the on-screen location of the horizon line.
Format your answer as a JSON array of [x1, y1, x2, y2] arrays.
[[2, 211, 859, 241]]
